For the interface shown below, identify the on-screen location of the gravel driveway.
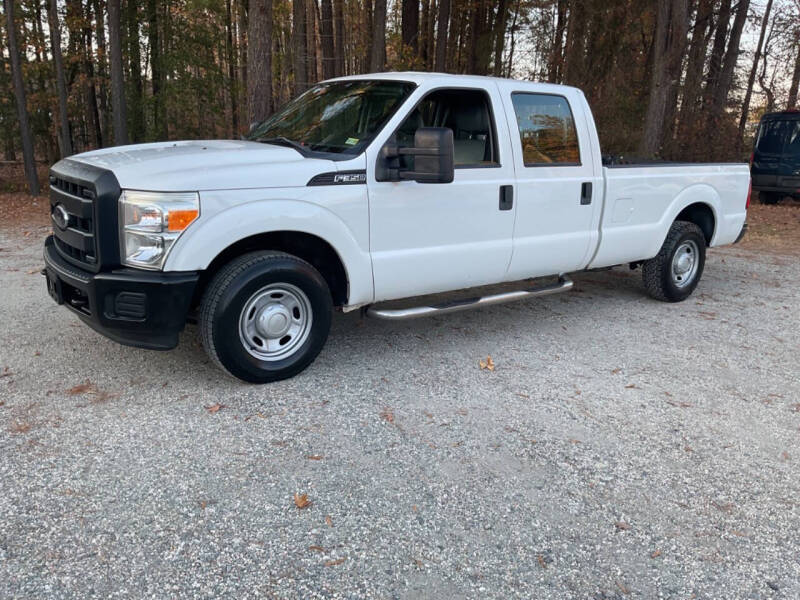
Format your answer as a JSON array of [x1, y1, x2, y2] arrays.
[[1, 225, 799, 599]]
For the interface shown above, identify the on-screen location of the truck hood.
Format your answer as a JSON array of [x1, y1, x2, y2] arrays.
[[67, 140, 339, 191]]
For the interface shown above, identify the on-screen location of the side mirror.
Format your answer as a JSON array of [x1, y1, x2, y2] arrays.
[[376, 127, 455, 184]]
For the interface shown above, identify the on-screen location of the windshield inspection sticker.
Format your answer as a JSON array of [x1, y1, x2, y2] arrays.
[[345, 137, 359, 145]]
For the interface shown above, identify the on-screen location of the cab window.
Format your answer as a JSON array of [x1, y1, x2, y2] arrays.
[[511, 93, 581, 166], [395, 88, 499, 167]]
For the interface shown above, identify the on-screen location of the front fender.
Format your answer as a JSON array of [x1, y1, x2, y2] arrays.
[[163, 191, 374, 306]]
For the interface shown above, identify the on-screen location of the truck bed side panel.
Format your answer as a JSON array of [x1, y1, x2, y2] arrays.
[[589, 164, 749, 268]]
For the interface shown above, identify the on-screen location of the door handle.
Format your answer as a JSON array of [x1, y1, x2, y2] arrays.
[[499, 185, 513, 211], [581, 182, 593, 205]]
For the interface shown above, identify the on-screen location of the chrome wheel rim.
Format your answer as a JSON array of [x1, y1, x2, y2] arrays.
[[671, 240, 700, 288], [238, 283, 313, 361]]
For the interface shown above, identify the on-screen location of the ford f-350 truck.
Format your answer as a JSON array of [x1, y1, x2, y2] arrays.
[[43, 72, 750, 383]]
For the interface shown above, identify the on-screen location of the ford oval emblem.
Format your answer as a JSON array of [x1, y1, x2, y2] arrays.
[[53, 204, 71, 230]]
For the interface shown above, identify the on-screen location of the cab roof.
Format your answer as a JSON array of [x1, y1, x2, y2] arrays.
[[760, 109, 800, 121], [327, 71, 582, 95]]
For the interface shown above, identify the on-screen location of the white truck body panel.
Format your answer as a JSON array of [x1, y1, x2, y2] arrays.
[[63, 72, 749, 311]]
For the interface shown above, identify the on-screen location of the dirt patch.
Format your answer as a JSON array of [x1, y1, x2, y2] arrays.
[[738, 200, 800, 255]]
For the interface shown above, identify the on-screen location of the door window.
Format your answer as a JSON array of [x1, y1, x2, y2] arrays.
[[511, 93, 581, 166], [395, 89, 500, 167]]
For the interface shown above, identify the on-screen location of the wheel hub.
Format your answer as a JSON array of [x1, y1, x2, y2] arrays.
[[255, 303, 292, 338], [671, 240, 699, 288], [238, 283, 313, 361]]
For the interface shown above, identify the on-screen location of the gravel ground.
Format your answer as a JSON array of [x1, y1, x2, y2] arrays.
[[1, 225, 799, 599]]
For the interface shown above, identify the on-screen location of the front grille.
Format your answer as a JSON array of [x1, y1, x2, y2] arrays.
[[50, 175, 98, 268]]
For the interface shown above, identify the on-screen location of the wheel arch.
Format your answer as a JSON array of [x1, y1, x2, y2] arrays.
[[674, 202, 716, 246], [193, 231, 349, 308]]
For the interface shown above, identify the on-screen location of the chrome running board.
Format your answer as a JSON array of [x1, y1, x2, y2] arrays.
[[365, 275, 573, 321]]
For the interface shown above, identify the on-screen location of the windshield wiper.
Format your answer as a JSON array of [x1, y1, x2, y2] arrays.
[[255, 136, 307, 154]]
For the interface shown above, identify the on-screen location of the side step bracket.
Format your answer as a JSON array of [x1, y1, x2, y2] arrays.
[[365, 275, 573, 321]]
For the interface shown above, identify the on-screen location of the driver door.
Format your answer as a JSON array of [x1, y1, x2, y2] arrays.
[[366, 84, 517, 302]]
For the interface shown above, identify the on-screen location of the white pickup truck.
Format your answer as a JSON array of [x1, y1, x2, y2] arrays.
[[43, 72, 750, 382]]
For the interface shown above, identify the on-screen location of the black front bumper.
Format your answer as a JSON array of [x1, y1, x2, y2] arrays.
[[43, 235, 199, 350]]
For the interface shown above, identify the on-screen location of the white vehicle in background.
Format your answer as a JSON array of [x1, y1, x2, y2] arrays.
[[43, 72, 750, 383]]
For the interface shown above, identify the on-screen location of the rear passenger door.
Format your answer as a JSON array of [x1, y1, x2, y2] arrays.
[[497, 84, 602, 280], [367, 85, 517, 302]]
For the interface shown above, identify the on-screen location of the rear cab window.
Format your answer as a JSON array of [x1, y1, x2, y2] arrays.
[[756, 119, 800, 156], [510, 93, 581, 166]]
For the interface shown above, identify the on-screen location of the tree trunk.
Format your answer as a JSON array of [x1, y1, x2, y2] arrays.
[[333, 0, 344, 76], [320, 0, 335, 78], [4, 0, 40, 195], [702, 0, 732, 111], [93, 0, 110, 139], [369, 0, 386, 71], [492, 0, 508, 76], [306, 0, 318, 83], [291, 0, 307, 93], [147, 0, 167, 140], [238, 0, 248, 101], [434, 0, 449, 71], [402, 0, 419, 54], [126, 0, 145, 142], [675, 0, 714, 149], [47, 0, 73, 156], [80, 1, 103, 148], [108, 0, 127, 145], [639, 0, 689, 157], [787, 35, 800, 108], [247, 0, 273, 124], [738, 0, 772, 139], [548, 0, 567, 82], [225, 0, 240, 135], [563, 0, 588, 86], [710, 0, 749, 119]]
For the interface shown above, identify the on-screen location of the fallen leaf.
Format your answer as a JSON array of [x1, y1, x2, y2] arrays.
[[537, 554, 547, 569], [306, 454, 324, 460], [479, 355, 495, 371], [731, 530, 749, 537], [651, 549, 661, 558], [0, 367, 12, 378], [781, 451, 790, 461], [199, 500, 207, 510], [615, 521, 631, 531], [666, 399, 693, 408], [324, 558, 345, 567], [790, 404, 800, 413], [67, 381, 96, 396], [611, 368, 622, 374], [205, 403, 226, 414], [380, 408, 394, 423], [33, 351, 41, 356], [26, 269, 39, 274], [624, 383, 639, 389], [568, 438, 582, 444], [309, 545, 325, 552], [616, 580, 630, 595], [325, 515, 333, 527], [294, 492, 312, 509]]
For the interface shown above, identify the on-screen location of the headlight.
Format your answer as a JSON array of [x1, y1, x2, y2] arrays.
[[119, 190, 199, 269]]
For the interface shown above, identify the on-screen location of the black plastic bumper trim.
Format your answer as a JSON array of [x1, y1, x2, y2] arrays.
[[43, 236, 199, 350], [734, 222, 748, 244]]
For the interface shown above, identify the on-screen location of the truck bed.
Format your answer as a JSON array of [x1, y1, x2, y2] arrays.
[[589, 163, 750, 269]]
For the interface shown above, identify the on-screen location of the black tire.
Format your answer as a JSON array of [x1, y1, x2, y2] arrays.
[[759, 192, 781, 205], [642, 221, 706, 303], [199, 251, 332, 383]]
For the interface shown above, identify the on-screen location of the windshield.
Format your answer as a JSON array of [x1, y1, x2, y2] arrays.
[[756, 118, 800, 156], [247, 80, 415, 155]]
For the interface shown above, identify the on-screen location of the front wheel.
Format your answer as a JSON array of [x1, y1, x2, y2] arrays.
[[199, 251, 332, 383], [642, 221, 706, 302]]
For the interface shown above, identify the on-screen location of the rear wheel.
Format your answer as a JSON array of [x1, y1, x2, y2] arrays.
[[759, 192, 782, 205], [199, 251, 332, 383], [642, 221, 706, 302]]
